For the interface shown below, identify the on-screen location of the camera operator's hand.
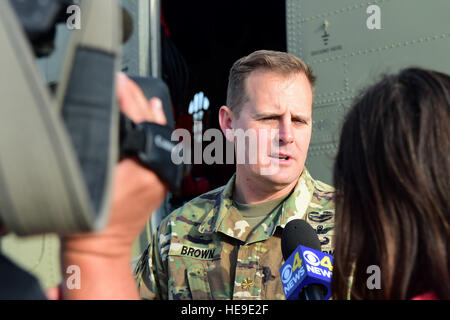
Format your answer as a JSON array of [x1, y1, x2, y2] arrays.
[[61, 73, 168, 299]]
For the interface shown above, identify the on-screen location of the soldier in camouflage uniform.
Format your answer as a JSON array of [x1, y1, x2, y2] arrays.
[[135, 50, 335, 300]]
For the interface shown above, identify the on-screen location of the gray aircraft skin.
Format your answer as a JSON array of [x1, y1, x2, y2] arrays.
[[1, 0, 449, 295], [288, 0, 450, 185]]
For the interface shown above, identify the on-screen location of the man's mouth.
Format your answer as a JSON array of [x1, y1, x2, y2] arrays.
[[271, 153, 291, 161]]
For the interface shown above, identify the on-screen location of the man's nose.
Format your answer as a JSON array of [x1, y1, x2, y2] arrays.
[[278, 118, 294, 144]]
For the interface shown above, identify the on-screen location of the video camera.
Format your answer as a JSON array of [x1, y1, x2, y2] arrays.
[[0, 0, 186, 236]]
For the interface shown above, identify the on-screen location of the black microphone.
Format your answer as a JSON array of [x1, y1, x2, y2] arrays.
[[280, 219, 332, 300]]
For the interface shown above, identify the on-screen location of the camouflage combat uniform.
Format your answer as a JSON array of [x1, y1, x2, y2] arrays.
[[135, 169, 335, 300]]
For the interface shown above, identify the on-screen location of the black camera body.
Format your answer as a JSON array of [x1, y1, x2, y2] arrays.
[[0, 0, 186, 236], [120, 77, 185, 194], [11, 0, 184, 194], [10, 0, 75, 57]]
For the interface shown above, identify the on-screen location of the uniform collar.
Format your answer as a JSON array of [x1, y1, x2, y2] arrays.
[[197, 169, 316, 243], [197, 174, 235, 235], [278, 169, 315, 227]]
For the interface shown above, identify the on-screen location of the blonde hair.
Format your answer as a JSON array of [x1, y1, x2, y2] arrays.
[[226, 50, 316, 117]]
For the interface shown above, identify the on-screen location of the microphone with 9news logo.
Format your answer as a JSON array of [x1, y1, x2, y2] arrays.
[[279, 219, 334, 300]]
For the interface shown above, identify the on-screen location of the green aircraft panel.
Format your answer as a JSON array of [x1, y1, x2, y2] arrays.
[[287, 0, 450, 184]]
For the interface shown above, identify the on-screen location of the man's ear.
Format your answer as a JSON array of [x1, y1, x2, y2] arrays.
[[219, 105, 234, 142]]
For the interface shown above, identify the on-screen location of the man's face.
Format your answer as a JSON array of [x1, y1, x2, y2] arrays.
[[231, 70, 313, 188]]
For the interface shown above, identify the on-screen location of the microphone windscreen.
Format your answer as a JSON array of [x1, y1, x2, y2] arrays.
[[281, 219, 321, 260]]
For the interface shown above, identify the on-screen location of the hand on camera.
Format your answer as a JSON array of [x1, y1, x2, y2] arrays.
[[60, 73, 168, 299]]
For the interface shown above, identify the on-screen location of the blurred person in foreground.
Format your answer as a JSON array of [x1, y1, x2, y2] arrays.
[[60, 73, 168, 299], [0, 73, 168, 300], [332, 68, 450, 300]]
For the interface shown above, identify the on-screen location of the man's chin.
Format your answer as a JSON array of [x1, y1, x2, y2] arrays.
[[239, 162, 303, 188], [256, 167, 301, 188]]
